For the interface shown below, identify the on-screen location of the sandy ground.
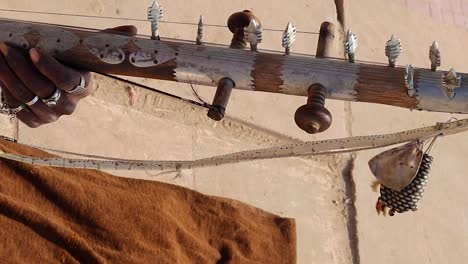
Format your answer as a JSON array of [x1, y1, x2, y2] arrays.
[[0, 0, 467, 263]]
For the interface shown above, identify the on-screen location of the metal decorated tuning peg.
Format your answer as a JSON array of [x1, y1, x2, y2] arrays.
[[294, 83, 332, 134], [405, 64, 415, 97], [227, 10, 260, 49], [282, 22, 296, 55], [244, 19, 262, 52], [147, 0, 164, 40], [196, 15, 204, 45], [429, 41, 441, 71], [344, 29, 357, 63], [385, 35, 402, 67], [207, 78, 235, 121], [442, 68, 461, 99]]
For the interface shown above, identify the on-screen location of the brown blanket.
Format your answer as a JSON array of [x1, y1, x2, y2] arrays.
[[0, 139, 296, 263]]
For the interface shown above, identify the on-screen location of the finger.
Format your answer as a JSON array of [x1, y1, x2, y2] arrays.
[[0, 54, 58, 123], [0, 43, 81, 119], [54, 92, 80, 116], [0, 43, 56, 99], [0, 52, 36, 103], [29, 25, 136, 96], [1, 83, 42, 127], [102, 25, 138, 36], [29, 48, 92, 95]]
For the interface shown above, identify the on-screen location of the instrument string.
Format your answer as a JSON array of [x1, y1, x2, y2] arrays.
[[0, 8, 320, 35], [0, 9, 466, 172], [0, 14, 392, 67], [0, 13, 428, 123], [97, 73, 213, 109]]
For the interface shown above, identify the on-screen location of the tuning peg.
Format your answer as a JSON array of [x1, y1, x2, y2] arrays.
[[344, 29, 357, 63], [316, 21, 335, 58], [196, 15, 204, 45], [294, 83, 332, 134], [227, 10, 260, 49], [385, 35, 402, 67], [244, 19, 262, 52], [147, 0, 164, 40], [442, 68, 461, 99], [207, 78, 235, 121], [429, 41, 441, 71], [405, 64, 415, 97], [282, 22, 296, 55]]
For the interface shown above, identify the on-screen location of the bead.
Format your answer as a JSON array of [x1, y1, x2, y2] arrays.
[[377, 153, 433, 216]]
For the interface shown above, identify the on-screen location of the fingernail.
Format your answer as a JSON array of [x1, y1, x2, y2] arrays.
[[29, 48, 40, 63]]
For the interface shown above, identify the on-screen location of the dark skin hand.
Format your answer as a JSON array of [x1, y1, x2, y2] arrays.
[[0, 25, 137, 128]]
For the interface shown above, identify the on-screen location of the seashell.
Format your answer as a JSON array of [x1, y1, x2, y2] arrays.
[[376, 154, 433, 216], [368, 140, 423, 191]]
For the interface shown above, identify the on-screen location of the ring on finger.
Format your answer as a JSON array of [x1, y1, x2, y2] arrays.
[[66, 73, 87, 95], [8, 104, 26, 115], [0, 103, 26, 118], [42, 89, 62, 108], [26, 96, 40, 106], [1, 88, 28, 118], [0, 89, 21, 117]]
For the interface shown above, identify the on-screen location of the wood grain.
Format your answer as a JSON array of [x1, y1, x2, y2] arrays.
[[356, 65, 419, 109], [0, 19, 467, 114]]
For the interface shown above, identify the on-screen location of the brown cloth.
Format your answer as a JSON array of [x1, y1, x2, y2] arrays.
[[0, 139, 296, 263]]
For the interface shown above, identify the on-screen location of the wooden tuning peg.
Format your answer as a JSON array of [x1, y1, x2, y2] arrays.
[[316, 22, 335, 58], [207, 77, 235, 121], [294, 84, 332, 134]]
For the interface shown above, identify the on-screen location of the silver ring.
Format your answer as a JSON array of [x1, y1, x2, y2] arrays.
[[42, 89, 62, 108], [0, 88, 25, 118], [66, 73, 87, 95], [8, 104, 25, 115], [0, 103, 25, 118], [26, 96, 40, 106]]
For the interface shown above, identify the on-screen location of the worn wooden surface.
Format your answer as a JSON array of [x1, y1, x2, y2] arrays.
[[0, 18, 467, 114]]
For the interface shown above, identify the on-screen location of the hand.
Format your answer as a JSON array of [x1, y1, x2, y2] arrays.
[[0, 25, 137, 128]]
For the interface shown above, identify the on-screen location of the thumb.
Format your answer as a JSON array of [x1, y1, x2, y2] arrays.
[[102, 25, 138, 36]]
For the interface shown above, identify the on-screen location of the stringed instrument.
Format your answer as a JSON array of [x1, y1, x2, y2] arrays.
[[0, 7, 466, 136], [1, 2, 467, 219]]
